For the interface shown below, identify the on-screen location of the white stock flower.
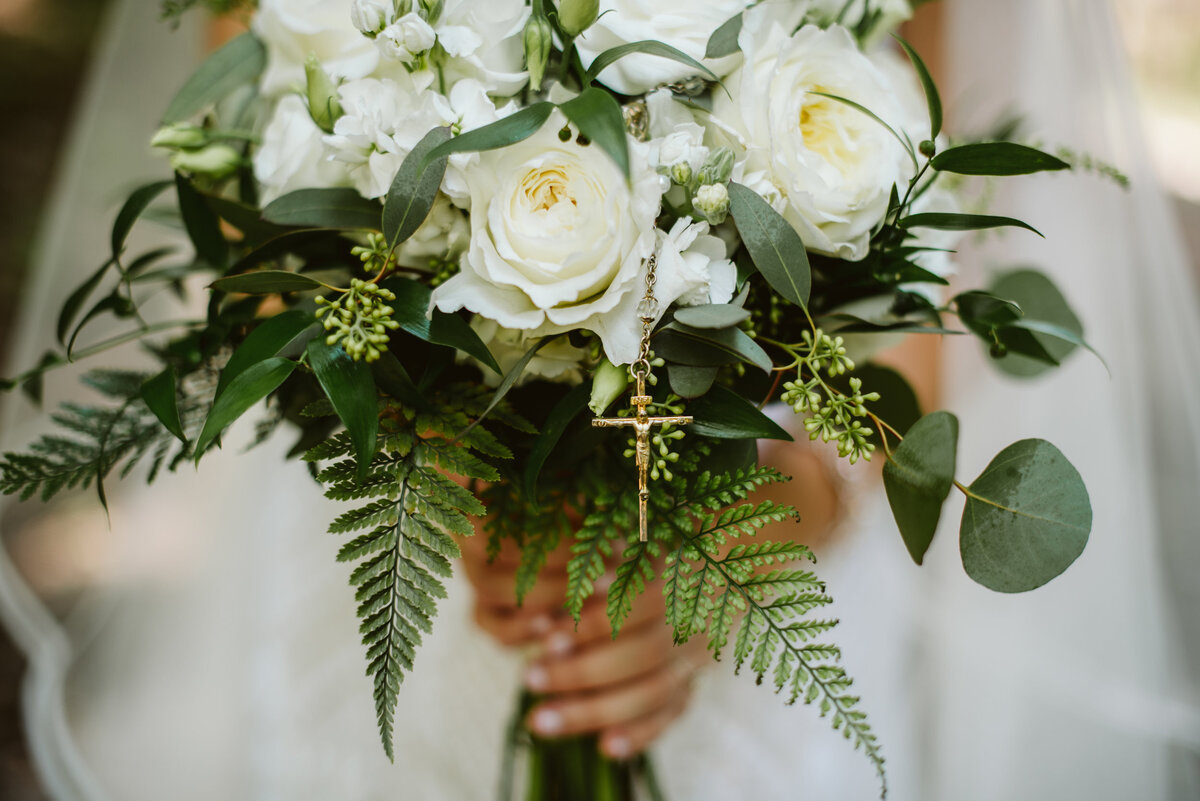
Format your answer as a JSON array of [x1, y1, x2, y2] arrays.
[[377, 12, 437, 64], [712, 17, 915, 260], [254, 95, 350, 204], [658, 219, 736, 308], [574, 0, 750, 96], [467, 318, 587, 386], [254, 0, 379, 96], [350, 0, 391, 35], [431, 111, 665, 364]]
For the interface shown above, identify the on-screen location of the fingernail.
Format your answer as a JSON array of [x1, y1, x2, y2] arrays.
[[530, 708, 563, 735], [524, 664, 549, 691], [530, 615, 553, 635], [604, 735, 632, 759], [546, 632, 573, 655]]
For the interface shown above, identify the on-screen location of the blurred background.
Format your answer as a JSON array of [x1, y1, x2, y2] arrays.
[[0, 0, 1196, 798]]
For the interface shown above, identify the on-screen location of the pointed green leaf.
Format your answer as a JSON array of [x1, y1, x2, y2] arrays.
[[988, 268, 1081, 378], [960, 439, 1091, 593], [57, 260, 114, 346], [524, 383, 591, 497], [262, 187, 382, 230], [586, 40, 719, 86], [673, 303, 751, 330], [162, 32, 266, 123], [195, 357, 295, 458], [560, 88, 630, 179], [728, 182, 811, 308], [424, 102, 555, 166], [931, 143, 1071, 176], [900, 212, 1043, 237], [210, 271, 326, 294], [141, 366, 187, 443], [384, 277, 500, 373], [175, 173, 227, 267], [382, 126, 452, 248], [893, 35, 942, 140], [660, 322, 772, 374], [111, 180, 174, 261], [705, 12, 743, 58], [882, 411, 958, 565], [455, 337, 551, 441], [307, 338, 379, 481], [216, 309, 318, 400], [690, 385, 792, 441]]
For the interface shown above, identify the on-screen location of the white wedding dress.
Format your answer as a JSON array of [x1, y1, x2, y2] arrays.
[[1, 0, 1197, 799]]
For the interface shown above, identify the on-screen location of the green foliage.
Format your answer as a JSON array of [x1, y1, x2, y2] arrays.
[[882, 411, 958, 565], [161, 0, 253, 27]]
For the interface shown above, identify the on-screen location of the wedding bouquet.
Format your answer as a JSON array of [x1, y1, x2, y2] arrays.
[[1, 0, 1102, 796]]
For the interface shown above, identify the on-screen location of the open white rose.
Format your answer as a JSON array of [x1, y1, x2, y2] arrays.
[[254, 0, 379, 96], [254, 95, 350, 204], [712, 17, 916, 261], [574, 0, 750, 96], [431, 111, 665, 363]]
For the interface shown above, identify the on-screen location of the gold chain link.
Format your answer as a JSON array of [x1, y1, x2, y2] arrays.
[[631, 253, 658, 383]]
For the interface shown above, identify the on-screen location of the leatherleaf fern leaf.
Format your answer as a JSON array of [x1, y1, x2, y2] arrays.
[[307, 390, 520, 760]]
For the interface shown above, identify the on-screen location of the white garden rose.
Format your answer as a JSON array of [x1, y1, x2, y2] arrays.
[[574, 0, 750, 96], [807, 0, 912, 44], [711, 16, 916, 261], [658, 219, 737, 308], [466, 318, 588, 386], [254, 0, 379, 96], [254, 95, 350, 204], [431, 111, 666, 363]]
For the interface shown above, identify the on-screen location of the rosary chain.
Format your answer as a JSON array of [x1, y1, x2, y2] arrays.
[[632, 253, 658, 382]]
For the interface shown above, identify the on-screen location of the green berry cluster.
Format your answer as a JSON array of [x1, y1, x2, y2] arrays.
[[781, 330, 881, 464], [314, 279, 401, 362], [350, 232, 398, 278]]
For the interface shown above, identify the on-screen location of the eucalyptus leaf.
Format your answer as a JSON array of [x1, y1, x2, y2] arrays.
[[893, 35, 942, 140], [307, 338, 379, 481], [728, 182, 811, 308], [141, 366, 187, 443], [673, 304, 751, 329], [1006, 318, 1106, 371], [658, 322, 772, 373], [689, 385, 792, 441], [883, 411, 957, 565], [111, 180, 173, 261], [195, 356, 296, 458], [424, 102, 555, 166], [587, 40, 718, 85], [931, 143, 1070, 176], [705, 12, 743, 58], [960, 439, 1091, 593], [210, 271, 326, 294], [560, 88, 630, 179], [162, 32, 266, 123], [262, 188, 381, 230], [524, 383, 591, 497], [384, 277, 500, 373], [667, 364, 718, 398], [900, 212, 1043, 237], [216, 309, 318, 400], [988, 268, 1082, 378], [175, 173, 226, 268], [382, 126, 452, 248]]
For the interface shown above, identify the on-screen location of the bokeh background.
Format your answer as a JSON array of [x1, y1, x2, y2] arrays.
[[0, 0, 1196, 797]]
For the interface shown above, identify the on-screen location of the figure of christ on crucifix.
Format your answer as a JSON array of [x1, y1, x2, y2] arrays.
[[592, 375, 693, 541]]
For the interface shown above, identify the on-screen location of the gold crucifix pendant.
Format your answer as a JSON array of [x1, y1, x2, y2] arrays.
[[592, 374, 692, 541]]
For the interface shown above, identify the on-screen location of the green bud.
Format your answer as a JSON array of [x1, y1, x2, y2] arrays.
[[588, 358, 629, 415], [169, 143, 241, 178], [524, 15, 553, 92], [668, 161, 693, 187], [305, 54, 344, 134], [693, 183, 730, 225], [150, 122, 207, 150], [696, 146, 734, 186], [419, 0, 443, 24], [556, 0, 598, 37]]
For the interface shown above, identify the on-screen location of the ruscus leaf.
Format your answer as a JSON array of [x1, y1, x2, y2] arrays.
[[931, 143, 1071, 176], [161, 32, 266, 123], [586, 41, 719, 86], [195, 357, 296, 458], [140, 366, 187, 443], [690, 385, 792, 441], [900, 212, 1043, 237], [307, 338, 379, 482], [215, 309, 318, 399], [893, 35, 942, 140]]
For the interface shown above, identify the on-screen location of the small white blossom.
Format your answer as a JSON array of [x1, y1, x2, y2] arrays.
[[378, 13, 437, 64], [694, 183, 730, 224], [350, 0, 392, 35]]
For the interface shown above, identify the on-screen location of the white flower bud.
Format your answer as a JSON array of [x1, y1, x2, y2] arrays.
[[694, 183, 730, 224], [589, 358, 630, 415], [669, 161, 693, 187], [378, 12, 437, 64], [696, 146, 734, 186], [150, 122, 207, 150], [350, 0, 392, 35], [304, 54, 344, 133], [556, 0, 598, 37], [170, 143, 242, 179], [418, 0, 443, 25], [524, 15, 553, 92]]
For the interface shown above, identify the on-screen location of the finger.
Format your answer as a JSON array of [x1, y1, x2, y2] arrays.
[[525, 621, 673, 693], [458, 533, 577, 571], [525, 665, 679, 738], [472, 602, 556, 647], [600, 689, 691, 759], [468, 566, 573, 612], [540, 592, 662, 655]]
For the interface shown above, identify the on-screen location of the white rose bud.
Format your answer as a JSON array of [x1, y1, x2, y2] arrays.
[[170, 143, 242, 179], [694, 183, 730, 225], [556, 0, 598, 37], [304, 54, 344, 133], [150, 122, 207, 150], [524, 15, 553, 92], [378, 12, 436, 64], [350, 0, 392, 35], [589, 359, 630, 415]]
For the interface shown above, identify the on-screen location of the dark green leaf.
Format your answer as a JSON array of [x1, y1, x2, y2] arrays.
[[893, 35, 942, 140], [689, 385, 792, 441], [307, 338, 379, 481], [216, 309, 318, 399], [210, 271, 326, 294], [524, 383, 591, 497], [111, 180, 174, 260], [900, 212, 1043, 237], [954, 291, 1022, 332], [262, 188, 382, 230], [960, 439, 1091, 593], [67, 293, 136, 358], [455, 338, 551, 441], [1006, 319, 1105, 371], [382, 126, 452, 248], [371, 352, 428, 411], [931, 143, 1071, 176], [141, 366, 187, 442], [175, 173, 227, 267], [673, 304, 750, 329], [586, 40, 719, 86], [883, 411, 957, 565], [728, 182, 811, 308], [988, 268, 1089, 378], [424, 103, 555, 166], [57, 261, 114, 346], [560, 88, 630, 179], [195, 356, 295, 458], [667, 364, 718, 398], [384, 277, 500, 373], [705, 12, 743, 58], [162, 32, 267, 123], [657, 322, 772, 373]]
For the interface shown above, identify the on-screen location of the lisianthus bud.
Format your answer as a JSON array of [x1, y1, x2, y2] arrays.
[[523, 15, 553, 92], [305, 54, 344, 133], [589, 358, 630, 415], [169, 143, 241, 179], [694, 183, 730, 225], [150, 122, 208, 150], [556, 0, 598, 37], [696, 146, 734, 186], [350, 0, 392, 35]]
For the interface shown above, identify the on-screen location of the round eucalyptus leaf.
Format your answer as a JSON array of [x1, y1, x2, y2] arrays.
[[883, 411, 958, 565], [960, 439, 1091, 593], [989, 268, 1083, 378]]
